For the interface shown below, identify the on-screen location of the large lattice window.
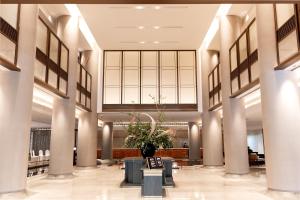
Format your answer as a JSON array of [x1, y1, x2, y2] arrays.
[[34, 17, 69, 97], [208, 56, 221, 110], [0, 4, 20, 71], [274, 4, 300, 70], [229, 19, 259, 97], [76, 52, 92, 111]]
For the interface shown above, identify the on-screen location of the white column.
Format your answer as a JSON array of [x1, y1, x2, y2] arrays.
[[188, 122, 200, 160], [77, 50, 99, 167], [201, 50, 223, 166], [49, 15, 79, 176], [0, 5, 38, 193], [219, 16, 249, 174], [101, 122, 113, 160], [256, 4, 300, 192]]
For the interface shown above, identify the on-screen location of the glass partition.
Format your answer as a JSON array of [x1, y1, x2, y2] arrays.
[[0, 4, 20, 71]]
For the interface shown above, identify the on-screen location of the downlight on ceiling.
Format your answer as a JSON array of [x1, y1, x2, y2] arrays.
[[139, 41, 146, 44], [200, 4, 232, 50], [154, 6, 161, 10], [153, 26, 160, 30], [65, 4, 99, 50], [138, 26, 144, 30], [153, 41, 160, 44], [135, 5, 145, 10]]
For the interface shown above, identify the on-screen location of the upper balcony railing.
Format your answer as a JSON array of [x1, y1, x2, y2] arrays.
[[208, 57, 222, 111], [0, 4, 20, 71], [76, 52, 92, 111], [34, 17, 69, 98], [274, 4, 300, 70], [229, 19, 259, 98]]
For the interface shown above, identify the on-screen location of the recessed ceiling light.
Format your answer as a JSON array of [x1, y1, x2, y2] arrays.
[[153, 26, 160, 30], [138, 26, 144, 30], [135, 5, 145, 10], [153, 41, 160, 44], [245, 14, 250, 22], [154, 6, 161, 10], [139, 41, 146, 44]]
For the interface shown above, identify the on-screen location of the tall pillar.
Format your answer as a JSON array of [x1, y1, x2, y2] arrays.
[[77, 50, 99, 167], [188, 122, 200, 160], [201, 50, 223, 166], [0, 5, 38, 193], [256, 5, 300, 192], [49, 15, 79, 176], [219, 16, 249, 174], [101, 122, 113, 160]]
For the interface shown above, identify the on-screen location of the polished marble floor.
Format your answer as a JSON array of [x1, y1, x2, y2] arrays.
[[0, 165, 299, 200]]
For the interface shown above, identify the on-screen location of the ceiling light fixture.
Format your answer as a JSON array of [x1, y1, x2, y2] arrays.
[[139, 41, 146, 44], [135, 5, 145, 10], [154, 6, 161, 10], [153, 26, 160, 30], [65, 4, 99, 50], [153, 41, 160, 44], [138, 26, 144, 30], [200, 4, 232, 50]]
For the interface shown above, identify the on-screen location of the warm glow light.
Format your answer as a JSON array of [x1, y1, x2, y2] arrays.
[[32, 86, 54, 109], [244, 89, 261, 109], [65, 4, 99, 50], [245, 14, 250, 22], [153, 41, 160, 44], [138, 26, 144, 30], [154, 6, 161, 10], [153, 26, 160, 30], [200, 4, 232, 49], [135, 5, 145, 10], [98, 119, 103, 127], [139, 41, 146, 44]]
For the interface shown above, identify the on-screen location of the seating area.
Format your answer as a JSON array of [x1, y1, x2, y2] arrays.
[[27, 150, 50, 177]]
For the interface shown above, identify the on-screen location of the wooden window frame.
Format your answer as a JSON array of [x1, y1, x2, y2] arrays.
[[102, 50, 198, 112], [0, 4, 21, 71], [229, 19, 259, 98], [34, 17, 69, 99], [208, 54, 222, 111], [274, 3, 300, 70], [76, 52, 92, 112]]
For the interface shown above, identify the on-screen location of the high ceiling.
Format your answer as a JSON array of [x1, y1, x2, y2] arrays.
[[78, 4, 219, 50]]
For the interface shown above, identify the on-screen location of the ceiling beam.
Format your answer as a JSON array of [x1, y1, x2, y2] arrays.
[[3, 0, 299, 3]]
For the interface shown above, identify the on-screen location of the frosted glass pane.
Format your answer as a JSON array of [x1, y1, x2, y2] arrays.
[[251, 62, 260, 81], [180, 87, 196, 104], [276, 4, 295, 28], [142, 87, 157, 104], [36, 19, 48, 54], [87, 75, 91, 92], [81, 93, 86, 106], [231, 77, 239, 93], [278, 30, 298, 63], [161, 51, 177, 67], [209, 97, 214, 107], [0, 4, 18, 28], [59, 78, 67, 94], [161, 69, 176, 85], [60, 46, 68, 72], [230, 45, 238, 71], [179, 51, 194, 67], [76, 90, 80, 103], [161, 87, 177, 104], [209, 75, 213, 92], [123, 51, 139, 67], [105, 51, 121, 67], [142, 69, 157, 85], [34, 60, 46, 81], [48, 69, 57, 89], [239, 34, 247, 63], [86, 97, 91, 109], [81, 69, 86, 87], [49, 34, 59, 64], [0, 34, 16, 63], [105, 69, 121, 86], [123, 70, 139, 85], [214, 69, 218, 87], [142, 51, 158, 67], [180, 69, 194, 85], [104, 87, 120, 104], [249, 21, 257, 53], [123, 87, 139, 104], [214, 93, 219, 104], [240, 69, 249, 88]]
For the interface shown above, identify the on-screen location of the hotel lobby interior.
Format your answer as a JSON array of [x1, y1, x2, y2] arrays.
[[1, 1, 300, 199]]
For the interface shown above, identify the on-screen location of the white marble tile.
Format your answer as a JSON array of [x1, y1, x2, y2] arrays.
[[0, 166, 299, 200]]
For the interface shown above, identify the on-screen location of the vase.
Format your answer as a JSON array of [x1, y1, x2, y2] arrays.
[[141, 143, 156, 158]]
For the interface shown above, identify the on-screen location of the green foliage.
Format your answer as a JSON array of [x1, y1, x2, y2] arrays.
[[124, 114, 173, 150]]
